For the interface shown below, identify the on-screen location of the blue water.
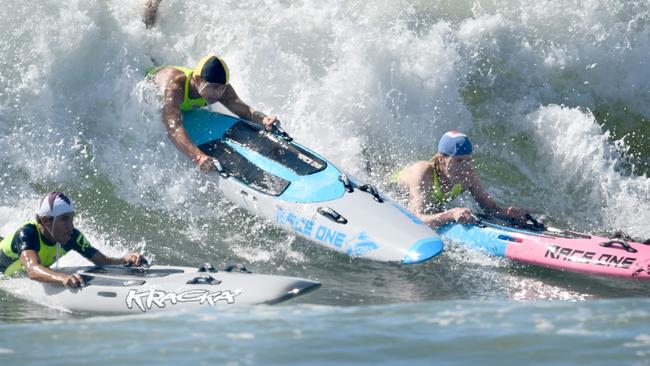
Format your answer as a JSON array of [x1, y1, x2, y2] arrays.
[[2, 299, 650, 366], [1, 0, 649, 364]]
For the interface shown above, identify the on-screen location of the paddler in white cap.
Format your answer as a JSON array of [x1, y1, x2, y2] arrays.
[[0, 192, 146, 288]]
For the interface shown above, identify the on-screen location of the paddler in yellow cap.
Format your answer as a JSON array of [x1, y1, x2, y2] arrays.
[[148, 55, 280, 173]]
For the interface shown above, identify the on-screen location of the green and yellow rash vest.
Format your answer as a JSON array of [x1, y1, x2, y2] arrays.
[[147, 66, 207, 112], [430, 168, 464, 206], [0, 221, 98, 276]]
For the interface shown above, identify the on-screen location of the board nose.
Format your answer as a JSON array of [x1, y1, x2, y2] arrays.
[[402, 237, 445, 264]]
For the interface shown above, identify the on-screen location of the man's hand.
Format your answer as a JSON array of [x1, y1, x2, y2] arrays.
[[123, 253, 147, 267], [449, 207, 476, 224], [262, 115, 279, 132], [505, 206, 531, 223], [193, 153, 215, 173], [62, 273, 85, 288]]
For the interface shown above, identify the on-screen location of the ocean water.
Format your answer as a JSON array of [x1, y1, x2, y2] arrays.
[[0, 0, 649, 364]]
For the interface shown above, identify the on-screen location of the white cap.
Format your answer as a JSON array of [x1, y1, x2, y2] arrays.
[[37, 192, 75, 218]]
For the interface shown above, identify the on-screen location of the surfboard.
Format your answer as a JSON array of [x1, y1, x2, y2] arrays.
[[183, 110, 444, 264], [437, 216, 650, 280], [0, 264, 320, 313]]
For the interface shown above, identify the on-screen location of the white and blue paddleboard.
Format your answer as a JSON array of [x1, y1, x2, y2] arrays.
[[184, 110, 443, 264]]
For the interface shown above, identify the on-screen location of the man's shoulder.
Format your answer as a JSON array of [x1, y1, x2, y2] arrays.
[[400, 161, 433, 184], [168, 67, 187, 81], [17, 223, 39, 240], [153, 65, 186, 76], [410, 161, 433, 171], [163, 70, 187, 100], [15, 223, 40, 254], [153, 67, 186, 88]]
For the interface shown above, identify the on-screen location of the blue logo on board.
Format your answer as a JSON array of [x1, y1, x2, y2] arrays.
[[275, 207, 380, 256], [343, 232, 379, 257], [276, 207, 345, 248]]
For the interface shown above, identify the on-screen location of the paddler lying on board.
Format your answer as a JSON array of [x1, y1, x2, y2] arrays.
[[148, 55, 280, 173], [0, 192, 146, 288], [396, 131, 531, 227]]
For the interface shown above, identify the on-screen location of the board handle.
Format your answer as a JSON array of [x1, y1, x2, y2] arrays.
[[317, 207, 348, 224], [224, 264, 251, 273], [358, 184, 383, 203], [186, 275, 221, 285], [272, 122, 293, 142], [599, 239, 638, 253]]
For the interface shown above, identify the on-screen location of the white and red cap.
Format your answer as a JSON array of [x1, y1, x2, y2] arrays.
[[37, 192, 75, 218]]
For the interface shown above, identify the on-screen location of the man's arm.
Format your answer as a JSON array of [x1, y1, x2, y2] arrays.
[[19, 250, 84, 288], [143, 0, 162, 29], [220, 85, 277, 130], [466, 171, 504, 215], [467, 171, 529, 221], [162, 77, 215, 172], [89, 252, 146, 266], [162, 80, 203, 160], [69, 231, 147, 267], [417, 209, 474, 228]]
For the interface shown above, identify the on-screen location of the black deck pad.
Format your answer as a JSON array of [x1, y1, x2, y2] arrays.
[[79, 275, 146, 287], [198, 139, 290, 196], [224, 122, 327, 175], [82, 266, 185, 277]]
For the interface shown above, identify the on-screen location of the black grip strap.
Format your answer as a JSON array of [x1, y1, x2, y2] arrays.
[[198, 263, 216, 273], [272, 123, 293, 142], [523, 214, 545, 231], [186, 275, 221, 285], [339, 174, 354, 192], [224, 264, 251, 273], [599, 239, 638, 253], [212, 158, 229, 178], [505, 213, 545, 231], [358, 184, 383, 203]]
